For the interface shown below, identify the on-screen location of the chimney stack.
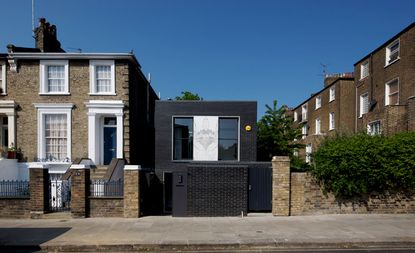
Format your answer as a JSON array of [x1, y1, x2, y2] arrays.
[[34, 17, 64, 52]]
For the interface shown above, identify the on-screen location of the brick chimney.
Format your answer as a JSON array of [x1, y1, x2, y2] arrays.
[[324, 73, 354, 87], [34, 18, 65, 52]]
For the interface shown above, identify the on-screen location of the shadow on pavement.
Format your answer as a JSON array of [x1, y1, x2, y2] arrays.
[[0, 227, 71, 252]]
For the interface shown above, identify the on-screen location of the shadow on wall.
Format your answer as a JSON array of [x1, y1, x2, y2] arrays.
[[0, 227, 71, 252]]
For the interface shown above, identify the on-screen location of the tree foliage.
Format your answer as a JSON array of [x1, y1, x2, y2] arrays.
[[175, 91, 202, 100], [312, 132, 415, 197], [257, 100, 304, 163]]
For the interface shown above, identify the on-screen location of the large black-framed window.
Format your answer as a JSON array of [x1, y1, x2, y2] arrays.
[[173, 117, 193, 160], [218, 118, 239, 160]]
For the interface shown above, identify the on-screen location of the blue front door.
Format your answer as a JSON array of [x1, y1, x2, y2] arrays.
[[103, 127, 116, 165]]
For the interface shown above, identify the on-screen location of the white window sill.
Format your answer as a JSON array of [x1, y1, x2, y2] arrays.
[[315, 107, 321, 110], [0, 93, 7, 96], [329, 99, 335, 103], [329, 128, 335, 131], [89, 92, 117, 96], [359, 76, 369, 81], [39, 92, 71, 96], [384, 57, 400, 68]]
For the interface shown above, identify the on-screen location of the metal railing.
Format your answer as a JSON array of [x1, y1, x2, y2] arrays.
[[90, 179, 123, 197], [0, 180, 30, 197]]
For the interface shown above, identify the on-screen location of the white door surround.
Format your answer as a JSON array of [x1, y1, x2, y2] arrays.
[[85, 100, 124, 165]]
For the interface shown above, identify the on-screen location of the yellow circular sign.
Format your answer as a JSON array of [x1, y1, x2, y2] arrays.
[[245, 125, 252, 132]]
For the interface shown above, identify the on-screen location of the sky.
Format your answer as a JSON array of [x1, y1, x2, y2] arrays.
[[1, 0, 415, 117]]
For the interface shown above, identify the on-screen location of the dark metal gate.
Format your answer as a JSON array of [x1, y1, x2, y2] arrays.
[[49, 175, 71, 212], [248, 167, 272, 212]]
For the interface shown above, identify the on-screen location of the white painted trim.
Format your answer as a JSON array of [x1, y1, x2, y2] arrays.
[[70, 164, 90, 170], [89, 60, 116, 95], [10, 52, 135, 59], [35, 104, 73, 162], [124, 165, 141, 171], [86, 100, 124, 165], [39, 60, 69, 95], [28, 162, 50, 169]]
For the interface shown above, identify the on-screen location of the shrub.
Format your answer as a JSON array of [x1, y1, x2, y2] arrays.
[[311, 132, 415, 197]]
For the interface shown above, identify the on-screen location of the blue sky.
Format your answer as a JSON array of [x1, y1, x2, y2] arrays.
[[1, 0, 415, 117]]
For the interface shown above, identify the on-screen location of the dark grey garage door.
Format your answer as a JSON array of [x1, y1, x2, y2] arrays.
[[248, 167, 272, 212]]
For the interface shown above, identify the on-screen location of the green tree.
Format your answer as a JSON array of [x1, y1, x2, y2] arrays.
[[175, 91, 202, 100], [257, 100, 304, 163]]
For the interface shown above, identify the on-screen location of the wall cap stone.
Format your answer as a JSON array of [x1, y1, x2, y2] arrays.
[[28, 163, 49, 169], [70, 164, 90, 170], [272, 156, 290, 162], [124, 165, 141, 171]]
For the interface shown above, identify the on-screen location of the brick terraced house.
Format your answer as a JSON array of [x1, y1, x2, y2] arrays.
[[354, 22, 415, 135], [292, 22, 415, 163], [0, 18, 157, 177], [292, 74, 355, 162]]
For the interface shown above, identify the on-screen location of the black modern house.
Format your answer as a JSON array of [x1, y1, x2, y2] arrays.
[[153, 100, 272, 217]]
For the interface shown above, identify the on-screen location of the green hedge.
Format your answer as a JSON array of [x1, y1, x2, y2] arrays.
[[311, 132, 415, 197]]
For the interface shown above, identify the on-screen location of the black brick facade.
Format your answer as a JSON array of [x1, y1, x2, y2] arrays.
[[155, 100, 257, 174], [187, 165, 248, 216], [153, 101, 259, 216]]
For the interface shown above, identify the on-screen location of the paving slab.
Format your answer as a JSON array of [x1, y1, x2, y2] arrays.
[[0, 214, 414, 252]]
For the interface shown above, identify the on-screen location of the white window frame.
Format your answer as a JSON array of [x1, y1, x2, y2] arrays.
[[39, 60, 69, 95], [359, 92, 369, 117], [89, 60, 116, 95], [367, 120, 381, 136], [329, 86, 335, 102], [385, 39, 400, 66], [385, 78, 399, 106], [301, 104, 308, 121], [302, 124, 308, 139], [315, 117, 321, 135], [293, 111, 298, 122], [33, 103, 73, 163], [360, 61, 369, 80], [305, 144, 312, 163], [315, 96, 321, 110], [329, 112, 335, 130], [0, 62, 6, 95]]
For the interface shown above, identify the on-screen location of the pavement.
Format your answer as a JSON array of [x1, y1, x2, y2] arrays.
[[0, 213, 415, 252]]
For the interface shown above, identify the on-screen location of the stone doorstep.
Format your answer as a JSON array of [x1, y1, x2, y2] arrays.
[[27, 241, 415, 252]]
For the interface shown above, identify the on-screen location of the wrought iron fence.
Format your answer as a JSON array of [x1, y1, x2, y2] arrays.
[[0, 180, 30, 197], [90, 179, 123, 197]]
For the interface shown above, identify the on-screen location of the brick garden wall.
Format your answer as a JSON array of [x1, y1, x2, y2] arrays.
[[0, 198, 30, 218], [290, 172, 415, 215], [89, 197, 124, 217]]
